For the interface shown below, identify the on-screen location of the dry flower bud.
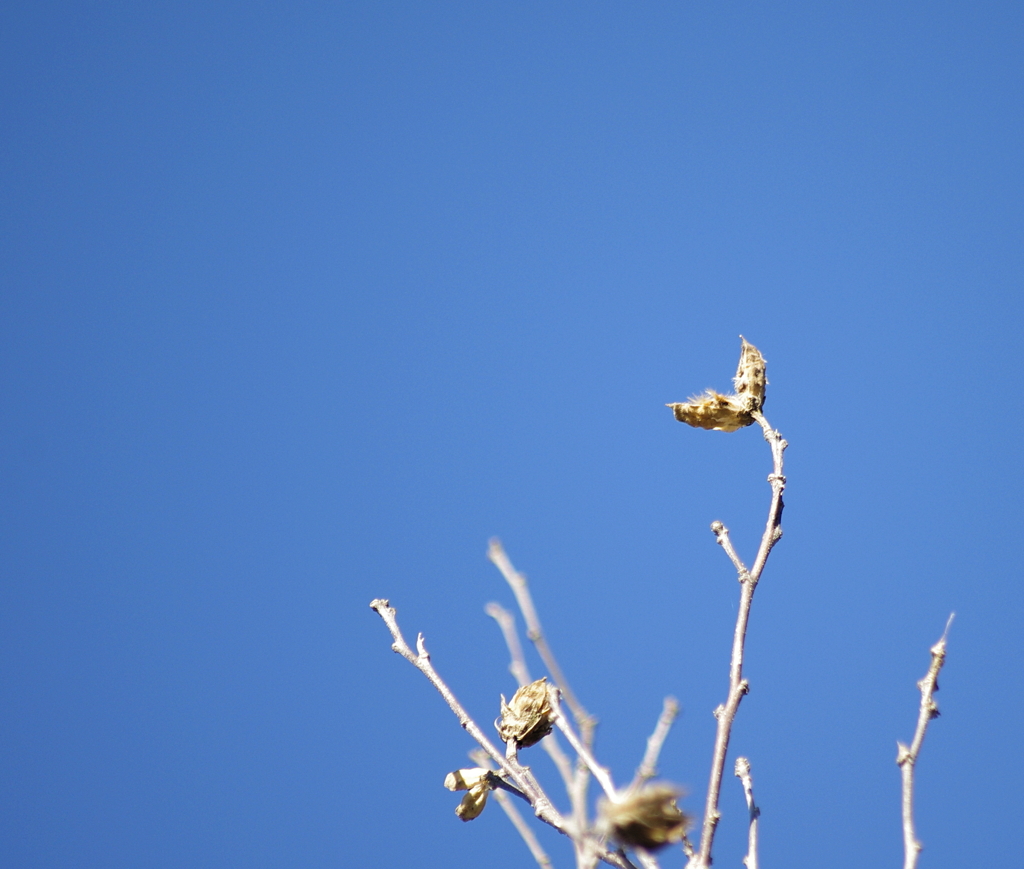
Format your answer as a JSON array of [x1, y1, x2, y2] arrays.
[[667, 337, 767, 431], [444, 767, 490, 792], [456, 784, 490, 821], [599, 784, 689, 851], [444, 767, 493, 822], [497, 677, 556, 748], [732, 335, 767, 412]]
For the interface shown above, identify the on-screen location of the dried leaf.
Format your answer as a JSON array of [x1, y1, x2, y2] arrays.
[[497, 677, 555, 748]]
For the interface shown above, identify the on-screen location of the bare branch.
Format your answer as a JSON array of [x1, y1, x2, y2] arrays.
[[710, 522, 749, 579], [487, 539, 597, 742], [734, 757, 760, 869], [629, 697, 680, 792], [486, 602, 578, 800], [551, 695, 619, 803], [487, 540, 597, 844], [748, 412, 787, 583], [471, 749, 556, 869], [371, 599, 637, 869], [494, 788, 558, 869], [369, 599, 562, 828], [896, 615, 954, 869], [633, 849, 663, 869], [689, 414, 787, 869]]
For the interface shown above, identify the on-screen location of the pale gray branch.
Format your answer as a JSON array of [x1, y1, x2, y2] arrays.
[[896, 615, 954, 869], [487, 540, 597, 841], [629, 697, 679, 792], [734, 757, 759, 869], [551, 697, 619, 803], [471, 749, 556, 869], [710, 522, 749, 579], [689, 415, 787, 869], [487, 539, 596, 743], [633, 849, 662, 869]]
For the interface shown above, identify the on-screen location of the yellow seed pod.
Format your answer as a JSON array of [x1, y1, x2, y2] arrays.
[[497, 677, 556, 748], [667, 337, 767, 431], [454, 783, 491, 821], [732, 335, 767, 412], [599, 784, 689, 850], [667, 392, 752, 432], [444, 768, 490, 792], [444, 768, 493, 821]]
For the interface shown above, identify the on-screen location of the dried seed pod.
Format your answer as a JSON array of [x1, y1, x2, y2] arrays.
[[667, 336, 767, 431], [444, 767, 493, 822], [444, 767, 490, 792], [667, 392, 752, 432], [454, 783, 490, 821], [497, 677, 555, 748], [599, 784, 689, 851], [732, 335, 767, 412]]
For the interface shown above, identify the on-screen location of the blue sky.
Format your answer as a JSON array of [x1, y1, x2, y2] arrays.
[[2, 3, 1022, 867]]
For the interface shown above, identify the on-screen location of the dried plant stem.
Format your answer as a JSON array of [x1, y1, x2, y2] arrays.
[[488, 539, 596, 743], [690, 414, 786, 869], [734, 757, 760, 869], [897, 616, 953, 869], [495, 788, 557, 868], [488, 540, 597, 856], [552, 702, 619, 803], [629, 697, 679, 792]]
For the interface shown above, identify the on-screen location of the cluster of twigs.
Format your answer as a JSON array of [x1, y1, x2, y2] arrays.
[[369, 339, 951, 869]]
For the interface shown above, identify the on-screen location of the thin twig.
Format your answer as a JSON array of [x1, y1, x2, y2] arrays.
[[471, 749, 556, 869], [487, 539, 597, 742], [550, 695, 619, 802], [486, 601, 532, 686], [628, 697, 679, 792], [493, 789, 557, 868], [689, 413, 787, 869], [734, 757, 760, 869], [896, 615, 954, 869], [710, 522, 749, 579], [370, 599, 637, 869], [487, 540, 597, 848], [633, 849, 663, 869]]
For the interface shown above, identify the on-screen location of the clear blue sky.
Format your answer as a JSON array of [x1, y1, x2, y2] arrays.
[[2, 3, 1021, 867]]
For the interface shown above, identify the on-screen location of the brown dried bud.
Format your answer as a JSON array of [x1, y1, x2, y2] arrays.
[[497, 677, 556, 748], [599, 784, 689, 851], [444, 767, 493, 822], [732, 335, 767, 412], [667, 337, 767, 431]]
